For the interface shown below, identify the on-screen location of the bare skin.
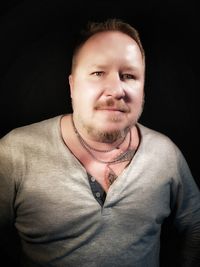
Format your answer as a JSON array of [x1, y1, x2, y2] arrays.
[[61, 31, 145, 192], [61, 114, 140, 192]]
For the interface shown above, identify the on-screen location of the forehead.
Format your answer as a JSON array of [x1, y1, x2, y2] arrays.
[[84, 30, 138, 47], [75, 31, 143, 65]]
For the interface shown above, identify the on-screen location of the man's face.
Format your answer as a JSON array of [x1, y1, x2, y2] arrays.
[[69, 31, 145, 142]]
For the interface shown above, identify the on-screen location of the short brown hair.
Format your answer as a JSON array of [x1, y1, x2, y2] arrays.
[[71, 18, 145, 72]]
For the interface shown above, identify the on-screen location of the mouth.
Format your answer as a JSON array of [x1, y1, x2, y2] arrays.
[[96, 107, 126, 113], [94, 99, 130, 114], [95, 103, 129, 113]]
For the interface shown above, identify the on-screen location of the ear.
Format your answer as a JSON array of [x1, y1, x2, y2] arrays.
[[69, 74, 73, 98]]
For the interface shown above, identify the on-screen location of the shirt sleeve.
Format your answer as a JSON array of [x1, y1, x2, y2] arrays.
[[0, 135, 21, 265], [173, 149, 200, 266]]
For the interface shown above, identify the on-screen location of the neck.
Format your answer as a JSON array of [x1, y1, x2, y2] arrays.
[[71, 115, 131, 152], [71, 115, 136, 165]]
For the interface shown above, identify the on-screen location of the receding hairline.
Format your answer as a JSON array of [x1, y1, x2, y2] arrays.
[[71, 19, 145, 73]]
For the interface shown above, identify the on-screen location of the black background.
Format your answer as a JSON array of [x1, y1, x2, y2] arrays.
[[0, 0, 199, 186], [0, 0, 199, 264]]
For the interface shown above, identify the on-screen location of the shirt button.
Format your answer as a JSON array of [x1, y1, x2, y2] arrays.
[[95, 192, 101, 198], [91, 177, 96, 182]]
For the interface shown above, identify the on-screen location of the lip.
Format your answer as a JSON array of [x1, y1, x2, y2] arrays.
[[95, 99, 129, 113], [96, 107, 127, 112], [97, 108, 126, 113]]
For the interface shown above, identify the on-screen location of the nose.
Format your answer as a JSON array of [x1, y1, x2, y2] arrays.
[[104, 73, 125, 99]]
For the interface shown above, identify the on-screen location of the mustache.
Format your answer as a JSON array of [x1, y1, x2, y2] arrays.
[[94, 98, 130, 113]]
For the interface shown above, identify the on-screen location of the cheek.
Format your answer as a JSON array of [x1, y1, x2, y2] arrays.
[[72, 86, 96, 111], [127, 88, 144, 104], [73, 80, 101, 101]]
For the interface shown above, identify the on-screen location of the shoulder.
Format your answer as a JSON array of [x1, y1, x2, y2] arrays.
[[137, 123, 186, 169], [0, 115, 64, 165], [0, 115, 65, 186], [0, 115, 62, 148], [137, 123, 178, 151], [136, 123, 198, 187]]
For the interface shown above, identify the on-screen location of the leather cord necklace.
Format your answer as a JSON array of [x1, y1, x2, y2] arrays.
[[71, 116, 135, 185], [71, 116, 135, 165], [77, 131, 127, 153]]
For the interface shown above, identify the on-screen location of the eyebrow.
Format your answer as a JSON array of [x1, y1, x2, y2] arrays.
[[122, 66, 140, 72], [89, 64, 140, 71], [89, 64, 108, 69]]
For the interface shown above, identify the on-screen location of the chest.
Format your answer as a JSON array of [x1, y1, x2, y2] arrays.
[[80, 159, 130, 192], [14, 158, 172, 241]]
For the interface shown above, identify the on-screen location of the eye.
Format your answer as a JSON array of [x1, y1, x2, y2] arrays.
[[120, 73, 135, 80], [91, 71, 104, 76]]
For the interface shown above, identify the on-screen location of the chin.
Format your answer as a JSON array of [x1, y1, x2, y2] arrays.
[[98, 122, 125, 132], [95, 124, 130, 142], [96, 130, 124, 143], [100, 117, 133, 130]]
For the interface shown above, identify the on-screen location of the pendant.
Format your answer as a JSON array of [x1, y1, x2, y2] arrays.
[[105, 165, 118, 185]]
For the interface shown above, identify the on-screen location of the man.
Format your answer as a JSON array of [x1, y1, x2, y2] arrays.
[[0, 18, 200, 267]]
